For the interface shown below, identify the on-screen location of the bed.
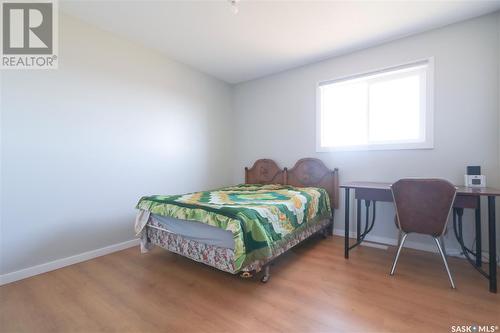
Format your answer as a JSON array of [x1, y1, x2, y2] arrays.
[[135, 158, 339, 282]]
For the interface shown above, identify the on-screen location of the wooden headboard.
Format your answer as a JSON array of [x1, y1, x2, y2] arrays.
[[286, 158, 339, 209], [245, 159, 285, 184], [244, 158, 339, 209]]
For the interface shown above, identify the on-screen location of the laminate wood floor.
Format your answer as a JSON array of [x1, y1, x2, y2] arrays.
[[1, 235, 499, 333]]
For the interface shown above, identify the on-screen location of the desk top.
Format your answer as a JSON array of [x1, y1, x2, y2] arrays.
[[341, 181, 500, 196]]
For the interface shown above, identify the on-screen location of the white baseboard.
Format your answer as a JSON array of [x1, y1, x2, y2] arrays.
[[360, 242, 389, 250], [333, 228, 463, 256], [333, 229, 500, 266], [0, 239, 140, 286]]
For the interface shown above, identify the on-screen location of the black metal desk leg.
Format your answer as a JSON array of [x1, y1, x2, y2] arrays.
[[344, 188, 350, 259], [457, 208, 464, 240], [475, 197, 482, 267], [356, 199, 361, 242], [365, 200, 371, 235], [488, 196, 497, 293]]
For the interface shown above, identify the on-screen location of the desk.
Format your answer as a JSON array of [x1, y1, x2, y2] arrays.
[[341, 181, 500, 293]]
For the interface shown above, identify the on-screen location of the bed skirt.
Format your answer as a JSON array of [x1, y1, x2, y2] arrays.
[[141, 217, 332, 274]]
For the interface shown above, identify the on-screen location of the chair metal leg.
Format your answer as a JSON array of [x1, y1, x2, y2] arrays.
[[434, 237, 456, 289], [390, 232, 408, 275], [439, 236, 447, 257]]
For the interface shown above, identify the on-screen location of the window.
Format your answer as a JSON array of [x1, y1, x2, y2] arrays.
[[317, 59, 433, 151]]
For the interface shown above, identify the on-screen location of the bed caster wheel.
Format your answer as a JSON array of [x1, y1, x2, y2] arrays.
[[239, 271, 253, 279]]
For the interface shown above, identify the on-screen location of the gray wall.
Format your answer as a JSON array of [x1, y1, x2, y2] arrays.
[[1, 12, 499, 277], [0, 14, 234, 275], [233, 13, 500, 255]]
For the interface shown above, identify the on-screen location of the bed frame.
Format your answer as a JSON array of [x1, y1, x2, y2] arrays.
[[144, 158, 339, 283], [244, 158, 339, 282]]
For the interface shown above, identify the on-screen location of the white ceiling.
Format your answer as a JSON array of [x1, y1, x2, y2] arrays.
[[61, 0, 500, 84]]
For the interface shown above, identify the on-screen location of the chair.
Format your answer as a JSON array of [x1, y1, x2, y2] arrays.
[[390, 178, 457, 289]]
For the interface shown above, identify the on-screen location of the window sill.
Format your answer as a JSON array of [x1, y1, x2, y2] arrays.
[[316, 142, 434, 152]]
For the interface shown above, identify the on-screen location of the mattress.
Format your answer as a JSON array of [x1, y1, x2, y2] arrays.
[[151, 214, 235, 249]]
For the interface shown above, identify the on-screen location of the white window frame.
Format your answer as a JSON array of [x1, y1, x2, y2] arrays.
[[316, 58, 434, 152]]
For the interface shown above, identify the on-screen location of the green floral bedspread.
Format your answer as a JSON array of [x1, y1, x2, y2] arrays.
[[136, 184, 332, 271]]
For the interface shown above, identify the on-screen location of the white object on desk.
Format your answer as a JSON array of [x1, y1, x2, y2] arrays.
[[464, 174, 486, 188]]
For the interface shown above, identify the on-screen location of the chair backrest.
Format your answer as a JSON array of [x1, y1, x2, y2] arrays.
[[391, 179, 456, 237]]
